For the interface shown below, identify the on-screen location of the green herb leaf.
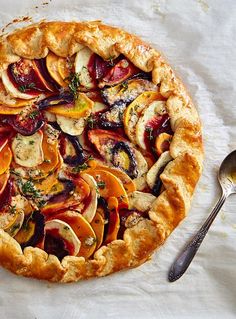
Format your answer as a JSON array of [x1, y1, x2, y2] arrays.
[[145, 127, 154, 141], [97, 180, 106, 189], [65, 72, 80, 98]]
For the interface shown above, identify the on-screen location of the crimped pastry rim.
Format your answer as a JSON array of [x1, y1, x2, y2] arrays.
[[0, 20, 203, 282]]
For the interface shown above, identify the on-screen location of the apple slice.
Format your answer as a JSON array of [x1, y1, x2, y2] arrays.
[[146, 151, 172, 194], [75, 47, 95, 89], [2, 69, 38, 99], [46, 52, 67, 87], [12, 131, 44, 168], [44, 219, 81, 259], [80, 173, 98, 223], [56, 114, 86, 136], [50, 210, 97, 259], [135, 100, 167, 150], [124, 91, 165, 144]]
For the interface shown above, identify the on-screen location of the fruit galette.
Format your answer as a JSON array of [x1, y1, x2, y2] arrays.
[[0, 21, 203, 282]]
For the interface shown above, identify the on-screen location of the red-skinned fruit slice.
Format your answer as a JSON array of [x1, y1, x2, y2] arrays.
[[155, 132, 172, 156], [0, 135, 8, 152], [44, 219, 81, 260], [46, 52, 67, 88], [49, 210, 97, 259], [0, 177, 12, 211], [3, 58, 54, 99], [0, 172, 10, 195], [75, 47, 96, 90], [6, 108, 44, 136], [124, 91, 166, 144], [80, 173, 98, 223], [104, 207, 120, 245], [0, 144, 12, 175], [98, 59, 138, 88], [90, 211, 104, 250], [87, 53, 111, 81]]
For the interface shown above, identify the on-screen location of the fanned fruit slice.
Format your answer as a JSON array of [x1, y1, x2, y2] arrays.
[[88, 129, 148, 180], [46, 93, 94, 118], [46, 52, 67, 88], [85, 169, 129, 207], [75, 47, 96, 90], [49, 210, 97, 259], [124, 91, 165, 144], [0, 144, 12, 175], [90, 211, 104, 250], [2, 58, 55, 99]]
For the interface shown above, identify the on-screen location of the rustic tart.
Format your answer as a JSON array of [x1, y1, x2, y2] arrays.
[[0, 21, 203, 282]]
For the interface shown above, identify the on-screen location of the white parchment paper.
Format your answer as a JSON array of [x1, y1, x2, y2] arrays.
[[0, 0, 235, 318]]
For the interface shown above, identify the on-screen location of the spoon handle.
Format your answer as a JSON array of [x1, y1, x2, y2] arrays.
[[168, 193, 227, 282]]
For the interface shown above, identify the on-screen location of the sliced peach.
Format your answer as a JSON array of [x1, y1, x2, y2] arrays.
[[47, 93, 94, 119], [58, 56, 75, 80], [46, 52, 67, 88], [155, 133, 172, 156], [34, 170, 59, 195], [86, 169, 129, 206], [91, 212, 105, 250], [80, 173, 98, 223], [50, 211, 97, 259], [41, 197, 78, 216], [0, 80, 35, 108], [104, 208, 120, 245], [0, 105, 27, 115], [0, 145, 12, 175], [86, 164, 136, 194], [0, 171, 10, 194], [124, 91, 165, 144], [34, 131, 60, 179]]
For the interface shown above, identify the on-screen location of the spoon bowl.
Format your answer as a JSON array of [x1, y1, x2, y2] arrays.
[[168, 150, 236, 282], [218, 150, 236, 195]]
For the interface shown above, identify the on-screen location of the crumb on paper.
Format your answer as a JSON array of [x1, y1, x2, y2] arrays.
[[220, 211, 226, 222], [152, 0, 167, 19], [1, 16, 32, 34], [197, 0, 209, 12]]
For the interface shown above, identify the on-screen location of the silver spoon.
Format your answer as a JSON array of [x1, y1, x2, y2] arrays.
[[168, 150, 236, 282]]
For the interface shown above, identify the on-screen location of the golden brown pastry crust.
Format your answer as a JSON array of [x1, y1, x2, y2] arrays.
[[0, 21, 203, 282]]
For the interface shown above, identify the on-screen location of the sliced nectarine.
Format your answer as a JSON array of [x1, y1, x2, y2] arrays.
[[86, 164, 136, 194], [124, 91, 165, 144], [0, 105, 27, 115], [47, 93, 94, 119], [0, 172, 10, 195], [0, 145, 12, 175], [58, 56, 74, 80], [35, 131, 60, 179], [86, 169, 129, 206], [91, 211, 105, 250], [155, 133, 172, 156], [34, 170, 59, 194], [104, 208, 120, 244], [46, 52, 67, 88], [50, 210, 97, 259]]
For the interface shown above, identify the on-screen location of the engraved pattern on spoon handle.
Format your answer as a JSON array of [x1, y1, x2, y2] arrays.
[[168, 193, 227, 282]]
